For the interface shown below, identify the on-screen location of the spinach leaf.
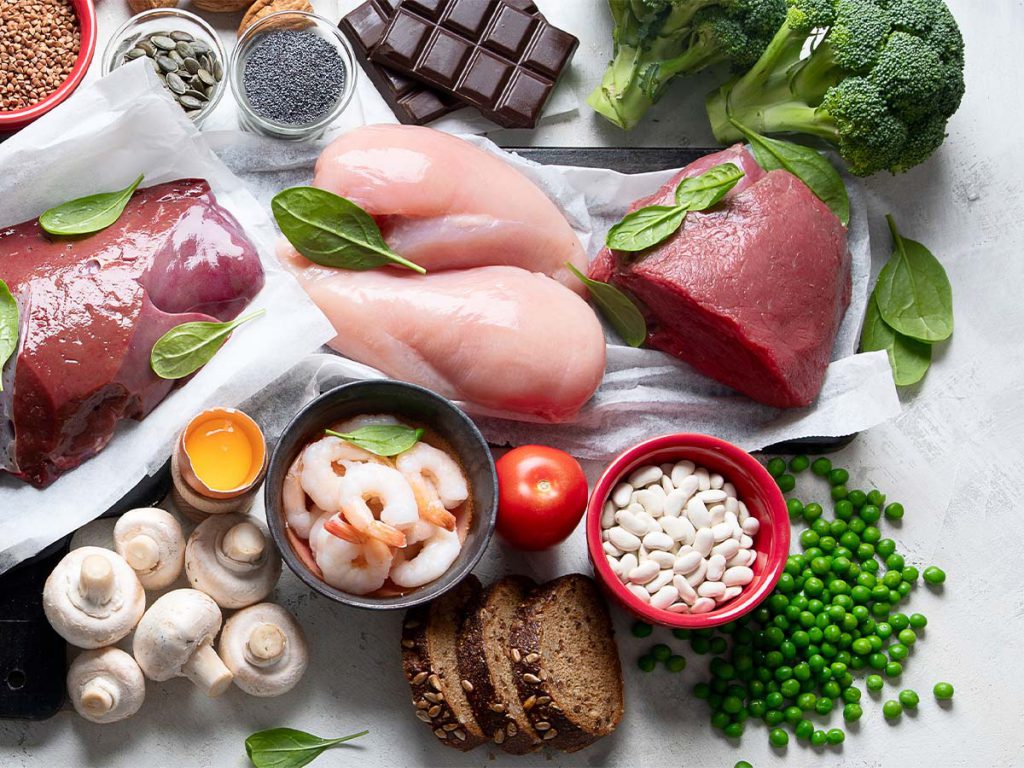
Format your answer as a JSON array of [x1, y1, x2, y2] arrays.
[[272, 187, 425, 274], [0, 280, 18, 392], [325, 424, 423, 457], [245, 727, 368, 768], [861, 294, 932, 386], [39, 174, 144, 236], [151, 309, 266, 380], [732, 122, 850, 226], [874, 215, 954, 343], [605, 204, 687, 252], [674, 162, 744, 211], [567, 263, 647, 347]]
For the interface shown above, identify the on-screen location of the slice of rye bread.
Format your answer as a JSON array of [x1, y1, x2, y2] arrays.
[[401, 575, 488, 751], [457, 575, 542, 754], [508, 574, 625, 752]]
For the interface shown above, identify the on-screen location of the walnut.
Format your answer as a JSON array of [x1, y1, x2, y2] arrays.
[[238, 0, 314, 36], [191, 0, 255, 12], [128, 0, 180, 14]]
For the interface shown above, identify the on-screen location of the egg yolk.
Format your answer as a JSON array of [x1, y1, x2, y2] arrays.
[[185, 417, 254, 491]]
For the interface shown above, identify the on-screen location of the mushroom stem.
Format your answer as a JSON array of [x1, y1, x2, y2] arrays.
[[79, 680, 116, 716], [246, 623, 286, 666], [181, 642, 233, 697], [123, 534, 161, 572], [222, 522, 265, 565], [79, 555, 115, 605]]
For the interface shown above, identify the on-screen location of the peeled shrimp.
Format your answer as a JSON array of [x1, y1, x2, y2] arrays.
[[390, 523, 461, 589], [310, 514, 393, 595], [299, 435, 384, 512], [283, 456, 317, 539], [337, 462, 418, 547], [395, 443, 469, 510], [407, 474, 457, 532]]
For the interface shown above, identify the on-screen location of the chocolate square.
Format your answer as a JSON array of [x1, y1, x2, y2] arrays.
[[442, 0, 498, 38], [375, 9, 434, 69], [482, 4, 538, 59], [495, 68, 551, 126], [460, 48, 513, 106], [420, 29, 473, 87], [522, 23, 576, 78]]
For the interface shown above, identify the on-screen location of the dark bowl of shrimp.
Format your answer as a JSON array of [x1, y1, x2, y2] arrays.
[[265, 379, 498, 610]]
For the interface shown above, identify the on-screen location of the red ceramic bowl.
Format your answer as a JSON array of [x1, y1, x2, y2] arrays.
[[0, 0, 97, 133], [587, 434, 789, 629]]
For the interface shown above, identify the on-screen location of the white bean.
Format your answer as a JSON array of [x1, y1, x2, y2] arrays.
[[614, 509, 647, 538], [726, 551, 748, 568], [642, 531, 674, 551], [694, 468, 711, 491], [635, 510, 661, 534], [663, 488, 687, 518], [687, 498, 711, 529], [628, 465, 663, 488], [737, 500, 750, 522], [710, 473, 724, 490], [670, 460, 696, 486], [627, 560, 659, 584], [712, 539, 740, 561], [725, 497, 739, 515], [711, 522, 733, 542], [610, 482, 633, 508], [742, 517, 760, 535], [723, 566, 754, 587], [675, 475, 700, 503], [649, 550, 676, 569], [601, 529, 610, 542], [698, 489, 727, 504], [693, 527, 714, 557], [673, 550, 703, 575], [706, 553, 727, 581], [645, 570, 674, 594], [626, 583, 651, 603], [650, 585, 679, 610], [637, 488, 666, 518], [720, 586, 743, 602], [673, 574, 698, 605], [739, 534, 754, 549], [685, 558, 708, 587], [698, 580, 726, 599], [660, 515, 692, 543], [691, 597, 716, 614], [709, 505, 727, 525], [608, 527, 641, 552], [724, 510, 739, 529], [603, 540, 623, 558], [601, 500, 616, 529], [619, 552, 638, 573], [637, 545, 649, 562], [666, 602, 690, 613], [660, 475, 675, 495], [722, 482, 737, 498], [606, 555, 622, 576]]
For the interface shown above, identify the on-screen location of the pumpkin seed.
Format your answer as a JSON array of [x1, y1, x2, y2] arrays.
[[205, 84, 216, 98], [192, 40, 210, 55], [169, 50, 184, 65], [156, 55, 178, 73], [183, 57, 201, 74], [125, 47, 146, 60], [184, 89, 208, 102], [197, 69, 215, 87], [137, 40, 156, 56], [176, 41, 194, 59], [200, 53, 212, 71], [151, 35, 176, 51], [213, 61, 223, 81], [179, 95, 204, 110], [165, 73, 187, 94], [170, 31, 194, 43]]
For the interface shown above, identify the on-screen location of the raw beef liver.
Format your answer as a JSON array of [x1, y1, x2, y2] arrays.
[[0, 180, 264, 487], [590, 146, 850, 408]]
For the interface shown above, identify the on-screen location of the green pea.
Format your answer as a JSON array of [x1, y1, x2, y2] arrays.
[[723, 695, 744, 714], [834, 499, 854, 520], [710, 637, 728, 654], [884, 502, 905, 520], [766, 457, 787, 477], [748, 698, 766, 717], [847, 489, 866, 508], [787, 498, 805, 520], [711, 711, 730, 729], [789, 454, 810, 473], [883, 570, 903, 589], [909, 613, 927, 629], [828, 468, 849, 486], [868, 652, 887, 670], [796, 692, 817, 710], [783, 705, 802, 725], [826, 728, 845, 744], [795, 719, 814, 739], [867, 489, 886, 507], [693, 682, 710, 699], [859, 505, 881, 524], [884, 662, 903, 678], [814, 697, 833, 715], [769, 727, 789, 747], [856, 543, 875, 561], [765, 709, 784, 726], [765, 691, 783, 709], [902, 566, 919, 582], [851, 638, 871, 655], [632, 621, 653, 638], [882, 699, 902, 719], [831, 485, 849, 501], [691, 637, 710, 654], [886, 553, 905, 571], [777, 474, 796, 493], [848, 517, 866, 534], [780, 679, 800, 698], [876, 538, 896, 558], [866, 674, 884, 692], [811, 457, 832, 476], [933, 682, 954, 700], [811, 730, 828, 747], [897, 581, 913, 597], [666, 655, 686, 673], [638, 655, 656, 672], [651, 643, 672, 662], [890, 613, 910, 631], [803, 503, 823, 522], [923, 566, 946, 585], [735, 762, 753, 768], [899, 689, 919, 709], [843, 702, 863, 721], [842, 686, 862, 703], [897, 628, 917, 646], [672, 628, 691, 640]]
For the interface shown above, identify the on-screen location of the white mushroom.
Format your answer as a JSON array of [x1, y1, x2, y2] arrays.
[[114, 507, 186, 591], [218, 603, 309, 697], [67, 648, 145, 724], [43, 547, 145, 649], [184, 513, 281, 609], [132, 589, 233, 697]]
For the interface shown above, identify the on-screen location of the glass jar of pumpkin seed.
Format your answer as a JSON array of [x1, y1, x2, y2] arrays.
[[103, 9, 227, 126]]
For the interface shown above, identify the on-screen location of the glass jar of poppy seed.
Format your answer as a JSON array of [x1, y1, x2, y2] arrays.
[[230, 11, 357, 140]]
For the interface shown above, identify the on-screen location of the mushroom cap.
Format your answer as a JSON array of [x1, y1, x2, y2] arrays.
[[132, 589, 222, 682], [184, 513, 281, 609], [67, 647, 145, 724], [43, 547, 146, 649], [114, 507, 186, 591], [219, 602, 309, 697]]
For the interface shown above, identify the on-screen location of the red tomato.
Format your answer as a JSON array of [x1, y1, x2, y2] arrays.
[[495, 446, 588, 551]]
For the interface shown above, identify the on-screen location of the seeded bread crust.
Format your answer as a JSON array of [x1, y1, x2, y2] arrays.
[[507, 574, 625, 753], [457, 576, 541, 754], [401, 576, 487, 751]]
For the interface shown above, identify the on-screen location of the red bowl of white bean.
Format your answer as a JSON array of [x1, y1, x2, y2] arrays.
[[587, 434, 789, 628]]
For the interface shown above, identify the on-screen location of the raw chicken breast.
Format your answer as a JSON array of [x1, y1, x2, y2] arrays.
[[312, 124, 588, 292], [279, 246, 606, 422]]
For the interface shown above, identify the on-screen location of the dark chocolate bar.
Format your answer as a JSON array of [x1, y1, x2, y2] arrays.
[[340, 0, 462, 125], [369, 0, 578, 129]]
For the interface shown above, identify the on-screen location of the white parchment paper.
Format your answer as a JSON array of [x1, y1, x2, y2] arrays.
[[0, 67, 335, 573]]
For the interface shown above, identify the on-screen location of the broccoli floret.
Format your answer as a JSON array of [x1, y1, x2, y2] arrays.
[[589, 0, 788, 130], [705, 0, 965, 175]]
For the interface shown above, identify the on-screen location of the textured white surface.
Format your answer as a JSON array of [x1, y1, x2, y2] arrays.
[[3, 0, 1023, 766]]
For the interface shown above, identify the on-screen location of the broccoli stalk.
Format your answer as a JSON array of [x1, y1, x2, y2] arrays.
[[706, 0, 966, 175], [589, 0, 788, 131]]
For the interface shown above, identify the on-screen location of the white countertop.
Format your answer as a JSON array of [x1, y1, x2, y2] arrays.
[[3, 1, 1022, 766]]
